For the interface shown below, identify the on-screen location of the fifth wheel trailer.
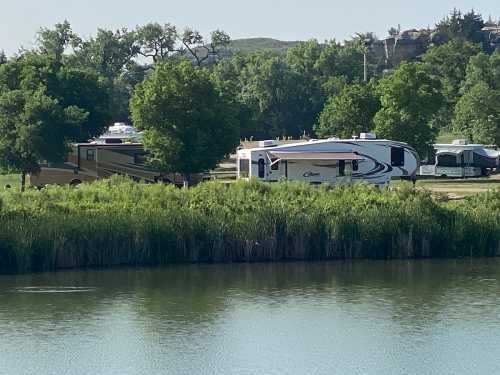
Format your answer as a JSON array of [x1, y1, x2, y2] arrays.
[[236, 134, 419, 186]]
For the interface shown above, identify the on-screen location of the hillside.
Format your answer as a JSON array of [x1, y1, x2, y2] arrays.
[[227, 38, 301, 54]]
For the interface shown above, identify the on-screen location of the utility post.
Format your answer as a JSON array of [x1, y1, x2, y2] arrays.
[[363, 52, 367, 82], [362, 38, 371, 82]]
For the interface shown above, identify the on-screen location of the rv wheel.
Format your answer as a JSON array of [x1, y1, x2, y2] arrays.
[[69, 179, 82, 187]]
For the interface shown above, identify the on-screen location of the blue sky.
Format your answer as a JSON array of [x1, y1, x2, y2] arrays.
[[1, 0, 498, 55]]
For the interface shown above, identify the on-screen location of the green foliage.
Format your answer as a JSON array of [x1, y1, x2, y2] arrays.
[[435, 9, 487, 48], [0, 88, 86, 176], [135, 23, 177, 63], [226, 38, 300, 54], [452, 51, 500, 144], [461, 51, 500, 92], [315, 39, 365, 83], [130, 60, 239, 176], [37, 20, 80, 62], [211, 39, 368, 139], [374, 63, 443, 157], [315, 82, 380, 138], [421, 40, 481, 131], [0, 54, 111, 141], [453, 82, 500, 145], [423, 40, 481, 105], [0, 177, 498, 274], [69, 28, 138, 80], [0, 52, 110, 189]]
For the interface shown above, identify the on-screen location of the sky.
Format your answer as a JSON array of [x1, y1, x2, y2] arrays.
[[1, 0, 499, 55]]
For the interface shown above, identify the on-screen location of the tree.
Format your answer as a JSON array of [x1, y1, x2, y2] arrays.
[[240, 53, 312, 137], [1, 53, 111, 141], [284, 40, 327, 135], [315, 82, 380, 138], [423, 40, 481, 103], [452, 51, 500, 144], [70, 28, 138, 81], [37, 20, 80, 62], [135, 23, 178, 63], [453, 82, 500, 145], [51, 67, 112, 140], [461, 51, 500, 92], [316, 39, 365, 83], [435, 9, 487, 48], [210, 55, 258, 139], [0, 88, 87, 190], [422, 40, 481, 129], [374, 63, 443, 157], [179, 28, 231, 66], [130, 60, 239, 183], [0, 52, 109, 188]]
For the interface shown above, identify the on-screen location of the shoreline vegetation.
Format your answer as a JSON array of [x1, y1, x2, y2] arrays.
[[0, 177, 498, 274]]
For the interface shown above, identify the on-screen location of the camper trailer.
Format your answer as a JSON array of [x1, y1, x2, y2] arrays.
[[30, 124, 199, 187], [419, 140, 500, 178], [236, 134, 419, 186]]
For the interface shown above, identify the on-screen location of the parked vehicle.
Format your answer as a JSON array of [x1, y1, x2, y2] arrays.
[[419, 140, 500, 178], [30, 124, 200, 187], [236, 133, 419, 186]]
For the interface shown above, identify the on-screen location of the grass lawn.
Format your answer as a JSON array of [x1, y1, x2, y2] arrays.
[[0, 174, 21, 189], [393, 176, 500, 197], [435, 130, 462, 144]]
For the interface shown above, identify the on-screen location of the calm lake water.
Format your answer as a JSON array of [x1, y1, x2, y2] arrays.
[[1, 260, 500, 375]]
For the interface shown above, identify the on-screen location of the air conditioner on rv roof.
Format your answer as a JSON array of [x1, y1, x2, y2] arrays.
[[360, 133, 376, 139], [259, 140, 279, 148]]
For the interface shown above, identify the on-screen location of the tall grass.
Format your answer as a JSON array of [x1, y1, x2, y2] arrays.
[[0, 176, 499, 274]]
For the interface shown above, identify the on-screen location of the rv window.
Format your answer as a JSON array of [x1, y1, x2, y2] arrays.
[[105, 138, 123, 144], [338, 160, 346, 176], [258, 158, 265, 178], [352, 160, 359, 171], [391, 147, 404, 167], [437, 154, 458, 167], [239, 159, 249, 178], [271, 158, 279, 171], [86, 149, 96, 161]]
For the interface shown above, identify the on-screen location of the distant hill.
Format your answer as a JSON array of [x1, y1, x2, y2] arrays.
[[186, 38, 301, 65], [226, 38, 301, 54]]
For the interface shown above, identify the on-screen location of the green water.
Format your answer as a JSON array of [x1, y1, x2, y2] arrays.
[[1, 260, 500, 374]]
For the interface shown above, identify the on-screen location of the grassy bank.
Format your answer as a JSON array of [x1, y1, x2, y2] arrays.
[[0, 177, 499, 274]]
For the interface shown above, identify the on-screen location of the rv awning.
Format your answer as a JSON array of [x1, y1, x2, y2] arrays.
[[269, 151, 364, 161]]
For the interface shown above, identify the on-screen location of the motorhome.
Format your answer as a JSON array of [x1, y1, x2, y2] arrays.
[[419, 140, 500, 178], [30, 123, 198, 187], [236, 134, 419, 186]]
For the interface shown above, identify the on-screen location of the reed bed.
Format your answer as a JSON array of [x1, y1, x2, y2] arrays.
[[0, 177, 499, 273]]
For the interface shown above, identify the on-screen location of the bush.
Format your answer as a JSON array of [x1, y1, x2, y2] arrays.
[[0, 176, 498, 273]]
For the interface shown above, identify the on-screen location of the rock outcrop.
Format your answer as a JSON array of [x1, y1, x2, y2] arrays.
[[368, 26, 500, 72]]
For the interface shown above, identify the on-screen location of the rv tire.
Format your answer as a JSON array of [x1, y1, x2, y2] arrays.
[[69, 179, 82, 187]]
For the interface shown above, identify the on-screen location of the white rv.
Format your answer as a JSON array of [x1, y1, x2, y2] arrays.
[[419, 140, 500, 178], [236, 134, 419, 186]]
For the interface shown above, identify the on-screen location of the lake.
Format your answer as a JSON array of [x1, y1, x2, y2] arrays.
[[1, 260, 500, 375]]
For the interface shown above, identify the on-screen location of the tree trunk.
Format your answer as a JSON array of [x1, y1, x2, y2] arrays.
[[21, 172, 26, 192]]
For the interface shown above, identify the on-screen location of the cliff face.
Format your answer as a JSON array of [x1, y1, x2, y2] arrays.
[[483, 26, 500, 49], [369, 27, 500, 71], [370, 29, 432, 70]]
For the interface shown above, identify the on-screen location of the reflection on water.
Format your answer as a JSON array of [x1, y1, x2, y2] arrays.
[[1, 260, 500, 375]]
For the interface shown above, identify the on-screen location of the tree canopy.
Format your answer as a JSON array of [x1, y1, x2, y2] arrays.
[[130, 60, 239, 179], [374, 63, 443, 157], [315, 82, 380, 138]]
